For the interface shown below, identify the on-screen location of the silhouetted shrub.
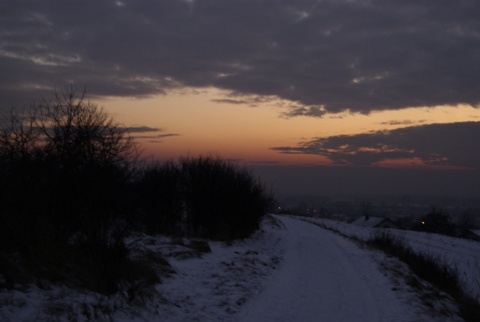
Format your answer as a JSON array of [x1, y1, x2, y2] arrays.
[[135, 161, 184, 235], [64, 239, 160, 295], [136, 156, 272, 241], [0, 88, 137, 246], [180, 156, 272, 241], [0, 88, 148, 294]]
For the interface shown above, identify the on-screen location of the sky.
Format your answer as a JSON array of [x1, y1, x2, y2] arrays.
[[1, 0, 480, 199]]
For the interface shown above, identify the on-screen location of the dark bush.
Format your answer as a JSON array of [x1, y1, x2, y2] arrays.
[[65, 239, 160, 295], [0, 88, 148, 294], [135, 161, 184, 235], [181, 156, 272, 240], [137, 156, 272, 241]]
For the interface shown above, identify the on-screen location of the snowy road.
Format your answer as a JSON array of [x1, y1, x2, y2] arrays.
[[237, 216, 420, 322]]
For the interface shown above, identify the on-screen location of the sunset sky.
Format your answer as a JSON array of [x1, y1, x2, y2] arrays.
[[2, 0, 480, 198]]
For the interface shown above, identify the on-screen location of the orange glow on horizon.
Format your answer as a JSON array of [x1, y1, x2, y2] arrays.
[[97, 88, 480, 167]]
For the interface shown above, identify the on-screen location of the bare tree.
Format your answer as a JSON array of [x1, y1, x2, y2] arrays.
[[34, 88, 138, 171], [0, 108, 40, 163], [0, 87, 140, 247], [0, 88, 153, 294]]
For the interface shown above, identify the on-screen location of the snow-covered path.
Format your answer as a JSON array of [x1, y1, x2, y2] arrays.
[[237, 216, 420, 322]]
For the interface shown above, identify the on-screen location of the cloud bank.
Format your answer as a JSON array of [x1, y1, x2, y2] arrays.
[[1, 0, 480, 115], [126, 126, 179, 142], [272, 122, 480, 169]]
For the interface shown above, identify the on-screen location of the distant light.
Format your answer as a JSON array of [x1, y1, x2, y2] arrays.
[[421, 221, 425, 225]]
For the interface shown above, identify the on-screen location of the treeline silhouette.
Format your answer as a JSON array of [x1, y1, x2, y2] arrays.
[[136, 157, 270, 240], [0, 88, 272, 295]]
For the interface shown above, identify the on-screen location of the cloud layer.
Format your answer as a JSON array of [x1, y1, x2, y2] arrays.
[[272, 122, 480, 169], [126, 126, 179, 143], [1, 0, 480, 114]]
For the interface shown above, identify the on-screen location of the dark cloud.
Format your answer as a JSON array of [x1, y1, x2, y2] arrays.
[[1, 0, 480, 114], [126, 126, 162, 133], [378, 120, 426, 126], [134, 133, 180, 140], [271, 122, 480, 169], [125, 126, 179, 141], [210, 99, 249, 105]]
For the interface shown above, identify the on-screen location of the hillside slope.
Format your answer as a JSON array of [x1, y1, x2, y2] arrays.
[[0, 215, 462, 321]]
